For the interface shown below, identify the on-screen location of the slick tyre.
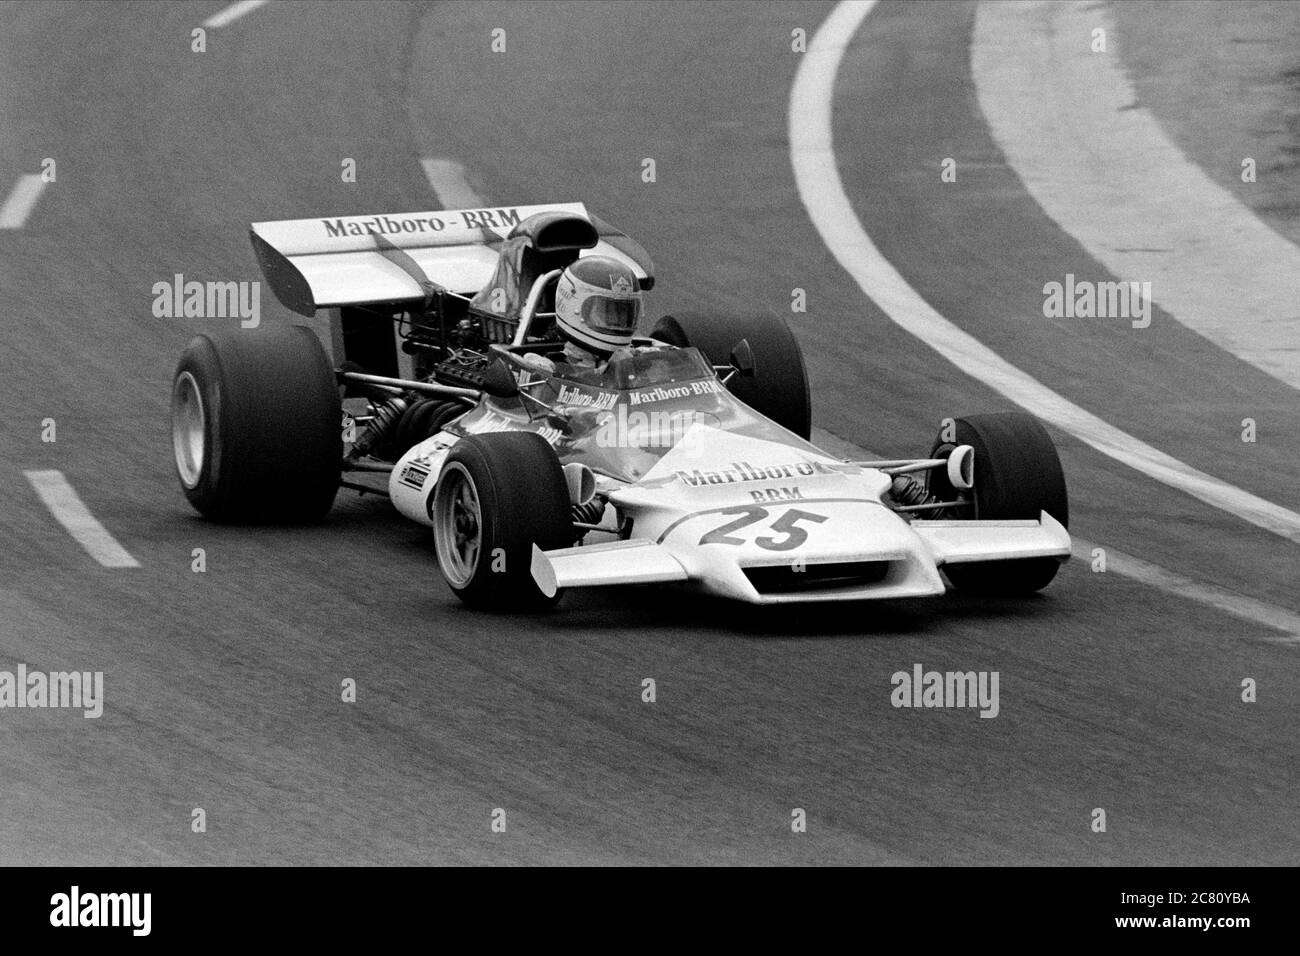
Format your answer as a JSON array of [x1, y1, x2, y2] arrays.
[[171, 325, 341, 523], [431, 433, 575, 610], [930, 412, 1068, 595]]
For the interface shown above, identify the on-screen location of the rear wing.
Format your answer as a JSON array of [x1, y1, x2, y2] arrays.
[[250, 202, 654, 316]]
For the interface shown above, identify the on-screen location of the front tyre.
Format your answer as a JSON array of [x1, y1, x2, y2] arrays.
[[431, 433, 574, 610], [931, 411, 1068, 595], [172, 325, 341, 523]]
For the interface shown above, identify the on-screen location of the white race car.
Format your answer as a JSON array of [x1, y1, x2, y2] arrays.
[[171, 203, 1070, 609]]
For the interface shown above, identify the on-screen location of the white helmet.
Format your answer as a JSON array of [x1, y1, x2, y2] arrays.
[[554, 255, 642, 357]]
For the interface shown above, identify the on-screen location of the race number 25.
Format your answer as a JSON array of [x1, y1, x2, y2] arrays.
[[698, 507, 828, 551]]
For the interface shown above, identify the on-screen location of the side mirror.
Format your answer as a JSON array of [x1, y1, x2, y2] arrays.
[[729, 339, 756, 378], [481, 361, 520, 399]]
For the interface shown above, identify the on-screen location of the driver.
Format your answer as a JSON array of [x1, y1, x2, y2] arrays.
[[520, 255, 643, 376]]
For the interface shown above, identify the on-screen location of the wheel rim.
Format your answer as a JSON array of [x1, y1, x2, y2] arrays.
[[433, 463, 483, 589], [172, 371, 206, 489]]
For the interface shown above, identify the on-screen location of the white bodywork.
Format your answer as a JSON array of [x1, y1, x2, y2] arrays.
[[389, 420, 1071, 605]]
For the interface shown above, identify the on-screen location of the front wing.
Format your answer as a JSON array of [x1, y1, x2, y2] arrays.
[[532, 511, 1070, 604]]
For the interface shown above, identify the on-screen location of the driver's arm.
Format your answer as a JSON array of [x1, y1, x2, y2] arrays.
[[519, 352, 556, 375]]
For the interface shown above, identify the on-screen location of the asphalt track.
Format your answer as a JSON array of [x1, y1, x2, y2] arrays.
[[0, 0, 1295, 864]]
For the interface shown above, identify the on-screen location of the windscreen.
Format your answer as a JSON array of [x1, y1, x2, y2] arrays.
[[453, 348, 821, 483]]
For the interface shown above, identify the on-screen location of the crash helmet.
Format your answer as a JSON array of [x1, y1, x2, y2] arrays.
[[553, 255, 642, 357]]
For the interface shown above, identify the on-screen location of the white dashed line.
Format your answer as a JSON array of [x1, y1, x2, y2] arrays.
[[203, 0, 269, 29], [410, 159, 487, 380], [0, 175, 47, 229], [789, 0, 1300, 547], [421, 158, 484, 209], [25, 470, 140, 568]]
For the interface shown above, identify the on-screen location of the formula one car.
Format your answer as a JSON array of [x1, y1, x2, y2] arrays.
[[170, 203, 1070, 609]]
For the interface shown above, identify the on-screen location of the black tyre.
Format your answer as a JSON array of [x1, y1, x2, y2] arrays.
[[650, 311, 812, 439], [431, 433, 575, 610], [394, 399, 466, 456], [171, 325, 341, 522], [929, 412, 1068, 595]]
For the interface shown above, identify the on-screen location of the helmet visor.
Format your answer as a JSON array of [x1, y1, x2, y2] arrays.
[[580, 293, 642, 335]]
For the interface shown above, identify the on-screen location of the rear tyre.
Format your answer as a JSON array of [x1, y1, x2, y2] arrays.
[[930, 412, 1068, 595], [650, 311, 811, 439], [431, 433, 574, 610], [171, 326, 341, 523]]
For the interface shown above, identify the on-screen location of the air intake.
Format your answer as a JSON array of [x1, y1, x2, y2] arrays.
[[742, 561, 892, 594]]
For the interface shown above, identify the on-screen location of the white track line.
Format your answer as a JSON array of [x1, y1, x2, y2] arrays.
[[789, 0, 1300, 547], [203, 0, 269, 29], [1070, 537, 1300, 645], [421, 159, 484, 209], [24, 470, 140, 568], [811, 428, 1300, 644], [0, 175, 46, 229], [974, 1, 1300, 391], [413, 159, 486, 380]]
